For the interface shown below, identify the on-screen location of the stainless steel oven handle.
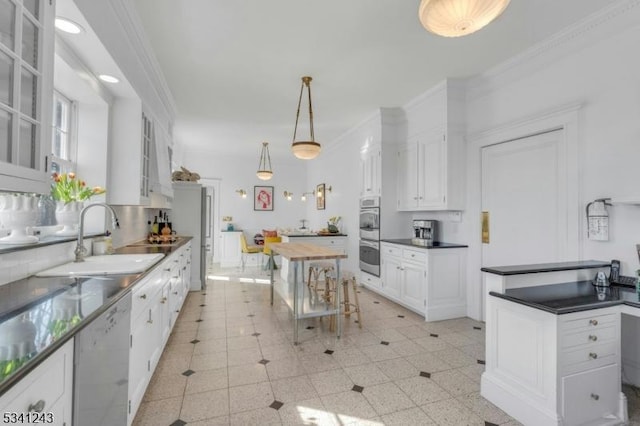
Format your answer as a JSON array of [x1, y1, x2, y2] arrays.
[[360, 240, 380, 249]]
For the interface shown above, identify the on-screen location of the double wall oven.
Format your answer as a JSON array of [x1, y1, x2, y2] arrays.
[[359, 197, 380, 276]]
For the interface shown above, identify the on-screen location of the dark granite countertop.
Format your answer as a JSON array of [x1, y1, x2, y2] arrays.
[[283, 233, 347, 237], [381, 239, 468, 249], [0, 237, 192, 397], [490, 281, 640, 314], [481, 260, 611, 276]]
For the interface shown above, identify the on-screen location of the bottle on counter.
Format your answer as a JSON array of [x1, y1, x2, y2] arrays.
[[152, 216, 159, 234]]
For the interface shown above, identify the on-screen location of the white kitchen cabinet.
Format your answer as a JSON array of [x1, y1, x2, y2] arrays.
[[360, 143, 381, 197], [220, 231, 242, 267], [128, 246, 190, 425], [483, 300, 626, 426], [0, 0, 55, 193], [0, 339, 73, 426], [397, 79, 465, 211], [374, 242, 466, 320]]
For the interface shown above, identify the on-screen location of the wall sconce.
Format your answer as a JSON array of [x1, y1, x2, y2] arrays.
[[300, 191, 314, 201], [236, 189, 247, 198], [284, 191, 294, 201], [317, 185, 332, 197]]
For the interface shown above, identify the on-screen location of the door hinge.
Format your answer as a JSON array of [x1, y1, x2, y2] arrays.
[[130, 334, 132, 348], [128, 400, 131, 414], [147, 360, 150, 371]]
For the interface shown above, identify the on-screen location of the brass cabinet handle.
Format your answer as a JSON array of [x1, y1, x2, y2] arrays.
[[588, 335, 598, 342], [589, 319, 598, 326], [589, 352, 598, 359], [28, 400, 45, 412], [591, 393, 600, 401], [160, 297, 167, 304], [139, 294, 147, 300]]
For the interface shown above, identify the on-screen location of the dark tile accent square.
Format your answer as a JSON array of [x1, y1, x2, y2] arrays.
[[357, 291, 361, 293], [190, 339, 200, 344], [200, 304, 206, 307], [306, 326, 315, 330], [258, 359, 270, 365], [419, 371, 431, 378], [195, 319, 203, 322], [430, 333, 439, 338], [247, 314, 255, 317], [324, 350, 334, 355], [170, 420, 187, 426], [473, 326, 482, 330], [201, 293, 206, 296], [397, 315, 405, 318], [252, 333, 261, 337], [242, 290, 247, 293], [485, 422, 499, 426], [352, 385, 364, 393], [373, 301, 380, 304], [354, 320, 359, 323], [269, 400, 284, 410], [477, 359, 486, 365], [380, 341, 390, 346], [244, 301, 250, 303], [182, 369, 195, 377]]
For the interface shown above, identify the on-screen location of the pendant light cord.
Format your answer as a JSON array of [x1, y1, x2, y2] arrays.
[[292, 77, 315, 142]]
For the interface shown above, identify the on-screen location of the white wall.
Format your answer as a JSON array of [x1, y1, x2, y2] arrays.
[[460, 5, 640, 319], [183, 149, 309, 239]]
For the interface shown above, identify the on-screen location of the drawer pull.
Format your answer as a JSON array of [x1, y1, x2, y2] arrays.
[[589, 319, 598, 326], [589, 352, 598, 359], [147, 319, 153, 324], [173, 291, 178, 295], [164, 268, 171, 272], [591, 393, 600, 401], [28, 400, 45, 413], [161, 297, 167, 304], [588, 335, 598, 342], [139, 294, 147, 300]]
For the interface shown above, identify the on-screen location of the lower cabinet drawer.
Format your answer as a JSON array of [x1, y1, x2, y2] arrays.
[[561, 341, 617, 374], [562, 363, 620, 426], [561, 325, 617, 349]]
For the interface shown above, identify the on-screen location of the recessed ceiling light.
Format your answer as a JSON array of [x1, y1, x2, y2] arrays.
[[98, 74, 120, 84], [54, 18, 83, 34]]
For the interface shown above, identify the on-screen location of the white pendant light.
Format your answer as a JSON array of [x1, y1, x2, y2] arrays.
[[291, 76, 321, 160], [256, 142, 273, 180], [418, 0, 511, 38]]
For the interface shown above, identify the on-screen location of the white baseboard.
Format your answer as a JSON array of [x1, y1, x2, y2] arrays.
[[425, 303, 467, 321]]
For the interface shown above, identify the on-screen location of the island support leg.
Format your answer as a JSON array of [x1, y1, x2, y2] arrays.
[[336, 259, 341, 339], [293, 260, 299, 345]]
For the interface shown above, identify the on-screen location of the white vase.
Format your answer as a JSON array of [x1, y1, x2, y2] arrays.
[[0, 194, 38, 244], [55, 201, 83, 236]]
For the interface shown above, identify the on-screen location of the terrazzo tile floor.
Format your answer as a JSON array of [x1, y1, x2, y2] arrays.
[[133, 265, 640, 426]]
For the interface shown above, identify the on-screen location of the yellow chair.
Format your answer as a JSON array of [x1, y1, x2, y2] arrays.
[[240, 233, 261, 271], [263, 236, 281, 270]]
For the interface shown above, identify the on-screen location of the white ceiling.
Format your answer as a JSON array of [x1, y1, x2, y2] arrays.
[[131, 0, 617, 159]]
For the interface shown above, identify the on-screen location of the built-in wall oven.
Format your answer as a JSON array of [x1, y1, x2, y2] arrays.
[[359, 197, 380, 276]]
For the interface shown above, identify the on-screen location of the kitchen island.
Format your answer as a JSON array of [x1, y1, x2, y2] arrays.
[[268, 242, 347, 344], [482, 260, 632, 426]]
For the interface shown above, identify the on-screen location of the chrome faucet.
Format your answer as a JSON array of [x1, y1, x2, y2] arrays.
[[75, 203, 120, 262]]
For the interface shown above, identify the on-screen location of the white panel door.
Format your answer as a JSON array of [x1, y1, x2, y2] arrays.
[[481, 129, 567, 267]]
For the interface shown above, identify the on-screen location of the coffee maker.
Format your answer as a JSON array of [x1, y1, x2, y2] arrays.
[[412, 220, 438, 246]]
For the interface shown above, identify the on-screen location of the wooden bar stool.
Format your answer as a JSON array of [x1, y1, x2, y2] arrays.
[[306, 261, 334, 302], [329, 270, 362, 330]]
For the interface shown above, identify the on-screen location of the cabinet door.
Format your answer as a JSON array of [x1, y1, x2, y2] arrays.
[[381, 255, 402, 299], [418, 135, 446, 208], [129, 311, 154, 422], [159, 281, 171, 345], [0, 0, 54, 193], [362, 149, 381, 197], [401, 262, 426, 313], [397, 143, 418, 210]]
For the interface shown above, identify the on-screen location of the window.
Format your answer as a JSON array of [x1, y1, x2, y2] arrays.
[[50, 90, 75, 173]]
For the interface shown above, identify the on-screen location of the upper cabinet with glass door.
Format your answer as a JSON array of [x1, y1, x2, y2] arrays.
[[0, 0, 55, 193]]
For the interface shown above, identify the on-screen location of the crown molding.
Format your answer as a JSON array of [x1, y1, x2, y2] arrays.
[[467, 0, 640, 100], [108, 0, 177, 119]]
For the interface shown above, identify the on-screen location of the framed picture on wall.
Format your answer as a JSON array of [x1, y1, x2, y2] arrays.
[[316, 183, 325, 210], [254, 186, 274, 211]]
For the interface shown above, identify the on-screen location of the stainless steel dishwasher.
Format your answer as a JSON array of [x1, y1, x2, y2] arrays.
[[74, 292, 131, 426]]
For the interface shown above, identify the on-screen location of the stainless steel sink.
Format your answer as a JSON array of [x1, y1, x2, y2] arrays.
[[35, 253, 165, 277]]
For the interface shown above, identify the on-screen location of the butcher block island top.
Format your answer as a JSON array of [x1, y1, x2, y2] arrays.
[[269, 242, 348, 261]]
